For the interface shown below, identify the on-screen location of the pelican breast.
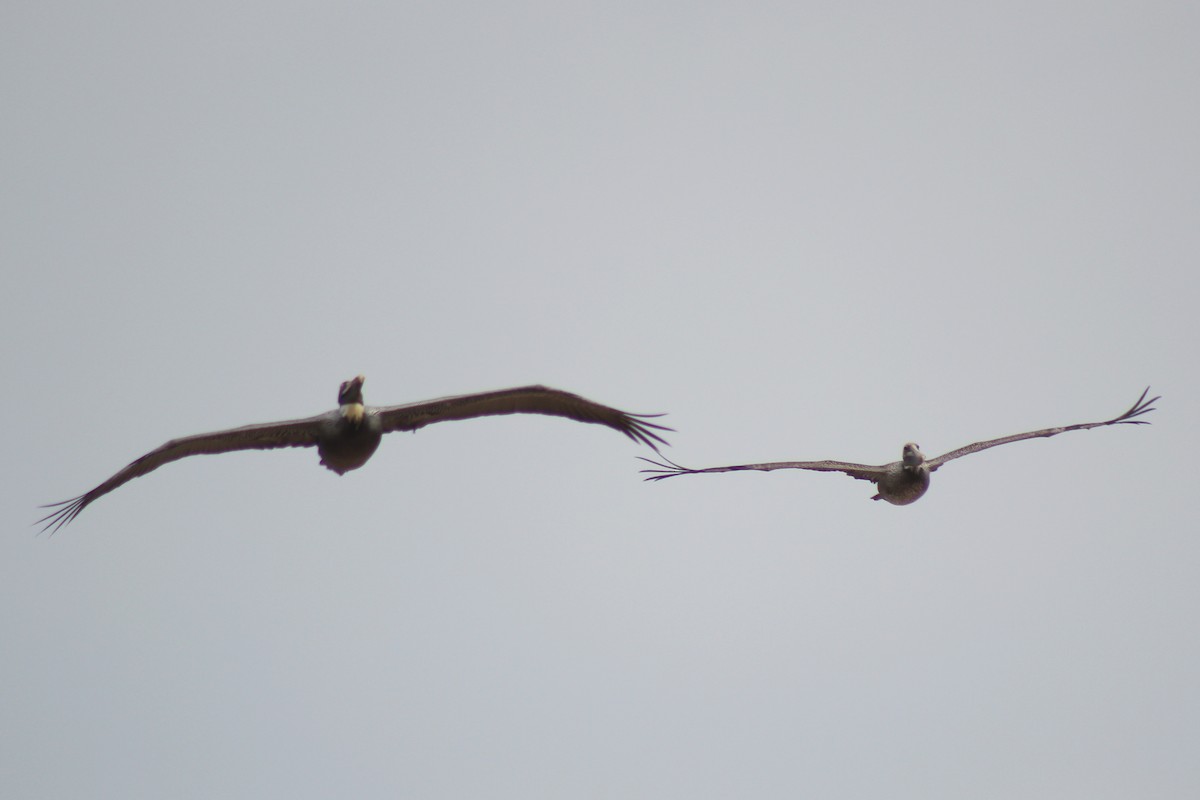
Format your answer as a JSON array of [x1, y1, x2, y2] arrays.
[[317, 410, 384, 475], [873, 462, 931, 505]]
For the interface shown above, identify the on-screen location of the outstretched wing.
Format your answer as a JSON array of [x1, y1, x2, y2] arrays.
[[375, 385, 670, 450], [640, 455, 887, 483], [38, 415, 328, 534], [925, 387, 1158, 472]]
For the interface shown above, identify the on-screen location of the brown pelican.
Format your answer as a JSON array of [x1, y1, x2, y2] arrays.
[[39, 376, 669, 532], [640, 388, 1157, 505]]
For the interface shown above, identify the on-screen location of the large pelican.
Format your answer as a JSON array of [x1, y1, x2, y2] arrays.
[[641, 388, 1156, 505], [40, 377, 669, 532]]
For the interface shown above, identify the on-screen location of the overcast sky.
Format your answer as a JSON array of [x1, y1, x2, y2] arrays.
[[3, 2, 1198, 798]]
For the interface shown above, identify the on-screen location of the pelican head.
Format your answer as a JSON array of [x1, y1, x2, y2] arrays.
[[901, 442, 925, 469], [338, 375, 366, 406], [337, 375, 367, 424]]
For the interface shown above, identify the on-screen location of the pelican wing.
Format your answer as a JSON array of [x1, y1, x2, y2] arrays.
[[926, 387, 1158, 472], [375, 385, 669, 450], [640, 455, 886, 483], [38, 415, 328, 533]]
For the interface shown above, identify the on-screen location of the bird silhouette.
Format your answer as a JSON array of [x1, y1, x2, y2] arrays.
[[40, 376, 669, 532], [641, 387, 1156, 505]]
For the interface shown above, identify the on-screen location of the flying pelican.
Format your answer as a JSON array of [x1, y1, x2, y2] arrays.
[[640, 387, 1157, 505], [39, 376, 669, 532]]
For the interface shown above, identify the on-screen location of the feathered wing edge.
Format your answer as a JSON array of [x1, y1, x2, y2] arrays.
[[36, 416, 326, 534], [925, 386, 1159, 471], [639, 454, 886, 483], [375, 385, 671, 451]]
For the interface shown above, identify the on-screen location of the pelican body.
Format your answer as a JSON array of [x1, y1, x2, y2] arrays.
[[873, 442, 932, 505], [316, 376, 382, 474]]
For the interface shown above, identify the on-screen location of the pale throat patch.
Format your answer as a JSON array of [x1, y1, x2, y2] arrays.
[[341, 402, 365, 424]]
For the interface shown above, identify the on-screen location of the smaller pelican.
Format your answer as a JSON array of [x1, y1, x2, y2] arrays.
[[640, 388, 1157, 505], [40, 377, 669, 532]]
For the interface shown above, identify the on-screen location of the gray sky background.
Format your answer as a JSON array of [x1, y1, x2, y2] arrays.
[[3, 2, 1198, 798]]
